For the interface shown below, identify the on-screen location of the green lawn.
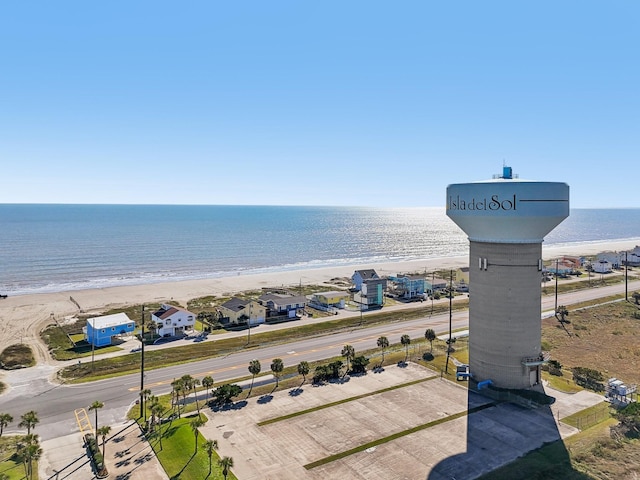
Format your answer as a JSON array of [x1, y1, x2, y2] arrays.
[[151, 415, 237, 480], [0, 436, 36, 480]]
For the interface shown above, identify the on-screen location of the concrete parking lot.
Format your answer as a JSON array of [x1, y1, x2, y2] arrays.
[[37, 362, 603, 480], [197, 362, 602, 480]]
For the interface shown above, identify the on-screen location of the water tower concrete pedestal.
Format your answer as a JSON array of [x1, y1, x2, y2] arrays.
[[446, 168, 569, 389]]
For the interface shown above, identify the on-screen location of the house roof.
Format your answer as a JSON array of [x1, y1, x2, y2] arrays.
[[314, 290, 350, 298], [259, 293, 307, 305], [221, 297, 250, 312], [88, 312, 133, 329], [353, 269, 378, 280], [152, 304, 194, 320]]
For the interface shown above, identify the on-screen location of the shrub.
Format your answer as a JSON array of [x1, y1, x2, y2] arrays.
[[572, 366, 605, 391], [351, 355, 369, 374], [84, 433, 104, 471], [547, 359, 563, 376]]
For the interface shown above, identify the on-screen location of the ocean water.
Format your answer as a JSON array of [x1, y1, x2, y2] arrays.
[[1, 204, 639, 296]]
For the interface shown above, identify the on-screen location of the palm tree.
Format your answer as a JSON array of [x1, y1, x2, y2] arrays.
[[88, 401, 104, 432], [149, 399, 162, 433], [556, 305, 569, 323], [270, 358, 284, 388], [192, 377, 202, 415], [376, 336, 389, 364], [248, 359, 261, 395], [297, 361, 310, 385], [424, 328, 436, 353], [17, 434, 41, 480], [145, 318, 157, 341], [97, 425, 111, 470], [0, 413, 13, 438], [202, 375, 214, 401], [400, 334, 411, 362], [203, 438, 218, 474], [18, 411, 39, 435], [190, 416, 205, 454], [171, 378, 184, 415], [140, 388, 152, 422], [341, 344, 355, 373], [218, 456, 234, 480], [180, 374, 195, 407]]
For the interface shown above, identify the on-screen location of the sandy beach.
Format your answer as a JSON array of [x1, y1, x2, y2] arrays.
[[1, 240, 638, 366]]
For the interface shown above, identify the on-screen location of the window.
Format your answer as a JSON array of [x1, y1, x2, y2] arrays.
[[111, 327, 115, 331], [101, 329, 105, 334], [165, 320, 170, 325]]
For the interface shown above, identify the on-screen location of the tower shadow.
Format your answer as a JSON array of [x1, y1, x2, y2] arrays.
[[427, 382, 593, 480]]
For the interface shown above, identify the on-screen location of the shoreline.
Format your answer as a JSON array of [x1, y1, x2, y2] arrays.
[[0, 239, 638, 362]]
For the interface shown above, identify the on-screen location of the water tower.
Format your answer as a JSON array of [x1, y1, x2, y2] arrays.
[[446, 166, 569, 389]]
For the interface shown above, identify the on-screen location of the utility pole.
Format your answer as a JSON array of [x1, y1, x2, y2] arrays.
[[431, 271, 435, 316], [554, 259, 559, 314], [445, 269, 453, 374], [625, 251, 629, 302], [139, 305, 145, 419], [91, 316, 96, 373]]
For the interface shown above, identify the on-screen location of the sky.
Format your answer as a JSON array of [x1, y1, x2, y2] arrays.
[[1, 2, 638, 208]]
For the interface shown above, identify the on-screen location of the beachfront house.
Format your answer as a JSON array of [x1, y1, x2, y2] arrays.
[[591, 260, 613, 274], [597, 251, 623, 269], [354, 277, 386, 309], [597, 249, 640, 268], [309, 290, 350, 312], [219, 297, 267, 326], [351, 269, 380, 291], [546, 259, 577, 276], [456, 267, 470, 285], [425, 277, 448, 294], [84, 312, 135, 347], [150, 304, 196, 337], [258, 293, 307, 319], [386, 274, 425, 300]]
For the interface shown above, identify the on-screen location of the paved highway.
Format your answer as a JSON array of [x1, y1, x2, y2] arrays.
[[1, 279, 638, 440]]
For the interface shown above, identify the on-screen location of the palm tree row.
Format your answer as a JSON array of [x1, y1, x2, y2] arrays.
[[0, 411, 41, 480]]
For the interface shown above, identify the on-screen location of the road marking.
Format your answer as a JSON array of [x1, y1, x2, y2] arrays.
[[74, 408, 93, 436]]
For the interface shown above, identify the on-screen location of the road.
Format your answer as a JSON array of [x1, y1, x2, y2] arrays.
[[1, 280, 638, 440]]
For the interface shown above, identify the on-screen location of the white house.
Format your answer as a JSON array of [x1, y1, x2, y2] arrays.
[[591, 260, 612, 274], [258, 293, 307, 318], [150, 304, 196, 337]]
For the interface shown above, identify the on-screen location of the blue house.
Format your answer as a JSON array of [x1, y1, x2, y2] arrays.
[[84, 313, 135, 347], [387, 274, 426, 299]]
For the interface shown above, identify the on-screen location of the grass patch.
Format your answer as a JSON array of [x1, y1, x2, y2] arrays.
[[0, 435, 35, 480], [304, 402, 498, 470], [478, 438, 592, 480], [258, 375, 438, 426], [479, 403, 634, 480], [542, 371, 583, 393], [0, 344, 36, 369], [561, 402, 612, 429], [151, 415, 237, 480], [60, 301, 470, 383]]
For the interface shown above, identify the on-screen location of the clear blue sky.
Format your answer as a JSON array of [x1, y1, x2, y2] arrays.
[[1, 2, 638, 207]]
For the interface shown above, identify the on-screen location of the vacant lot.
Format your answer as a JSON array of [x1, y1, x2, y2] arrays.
[[542, 300, 640, 386]]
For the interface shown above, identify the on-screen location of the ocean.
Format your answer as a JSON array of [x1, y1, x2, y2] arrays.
[[1, 204, 639, 296]]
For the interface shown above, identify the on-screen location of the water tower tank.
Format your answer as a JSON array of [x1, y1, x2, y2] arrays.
[[446, 169, 569, 389]]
